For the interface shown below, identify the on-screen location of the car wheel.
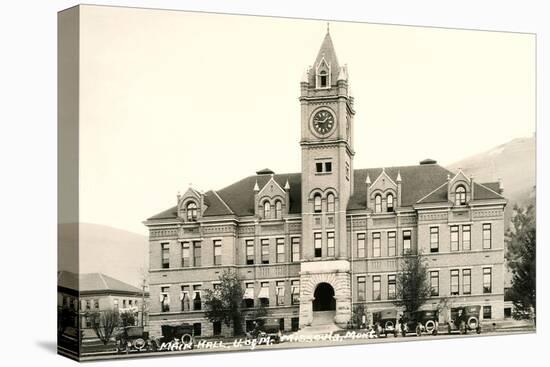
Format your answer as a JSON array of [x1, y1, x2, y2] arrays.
[[416, 326, 422, 336], [460, 321, 466, 334], [476, 326, 481, 334]]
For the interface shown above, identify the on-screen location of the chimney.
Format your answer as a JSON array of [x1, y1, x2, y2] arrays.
[[498, 178, 504, 194]]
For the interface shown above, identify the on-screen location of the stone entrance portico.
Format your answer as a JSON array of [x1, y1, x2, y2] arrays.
[[299, 260, 351, 328]]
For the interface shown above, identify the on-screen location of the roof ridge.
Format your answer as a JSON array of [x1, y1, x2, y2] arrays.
[[474, 181, 506, 199], [98, 273, 109, 290], [416, 181, 448, 204], [212, 190, 234, 214]]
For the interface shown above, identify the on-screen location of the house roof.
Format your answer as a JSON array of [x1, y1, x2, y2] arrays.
[[147, 164, 505, 221], [58, 271, 143, 294]]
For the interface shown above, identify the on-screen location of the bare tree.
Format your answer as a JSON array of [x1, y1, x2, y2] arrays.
[[89, 310, 120, 345]]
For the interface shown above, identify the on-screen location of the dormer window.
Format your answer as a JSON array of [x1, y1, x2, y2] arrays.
[[387, 194, 394, 212], [374, 194, 382, 213], [313, 194, 322, 213], [186, 202, 198, 221], [455, 185, 466, 206], [316, 59, 330, 89], [263, 201, 271, 219], [274, 200, 282, 219], [319, 70, 328, 88]]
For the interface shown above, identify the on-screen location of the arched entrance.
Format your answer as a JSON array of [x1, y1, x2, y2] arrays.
[[313, 283, 336, 311]]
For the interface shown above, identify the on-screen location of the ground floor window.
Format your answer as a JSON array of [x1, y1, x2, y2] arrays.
[[213, 321, 222, 336], [193, 322, 202, 336], [483, 306, 492, 320], [291, 317, 299, 332], [504, 307, 512, 319], [279, 318, 285, 331]]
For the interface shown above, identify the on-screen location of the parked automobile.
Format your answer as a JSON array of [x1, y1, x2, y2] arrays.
[[151, 323, 195, 351], [399, 310, 439, 337], [247, 319, 282, 344], [372, 309, 399, 337], [448, 306, 482, 334], [116, 326, 152, 353]]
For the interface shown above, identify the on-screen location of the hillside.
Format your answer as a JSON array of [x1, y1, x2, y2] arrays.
[[58, 223, 148, 288]]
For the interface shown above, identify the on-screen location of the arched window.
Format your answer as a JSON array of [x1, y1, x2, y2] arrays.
[[319, 70, 328, 88], [314, 194, 322, 213], [386, 194, 394, 212], [374, 194, 382, 213], [455, 185, 466, 205], [186, 202, 197, 221], [327, 193, 335, 212], [274, 200, 282, 219], [263, 201, 271, 219]]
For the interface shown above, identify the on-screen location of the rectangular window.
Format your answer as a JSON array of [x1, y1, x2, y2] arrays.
[[243, 282, 254, 308], [213, 240, 222, 265], [316, 162, 323, 173], [327, 231, 335, 257], [388, 274, 396, 300], [114, 298, 119, 310], [463, 269, 471, 295], [430, 227, 439, 253], [122, 299, 126, 308], [357, 276, 366, 301], [403, 230, 412, 254], [193, 323, 202, 336], [430, 271, 439, 296], [213, 321, 222, 336], [246, 239, 254, 265], [325, 162, 332, 173], [450, 269, 459, 296], [462, 225, 471, 251], [276, 281, 285, 306], [193, 241, 201, 267], [483, 267, 492, 293], [182, 242, 190, 267], [291, 280, 300, 305], [260, 282, 270, 307], [450, 226, 459, 251], [483, 306, 492, 319], [261, 239, 270, 264], [314, 232, 322, 258], [291, 237, 300, 262], [161, 243, 170, 269], [193, 285, 202, 310], [357, 233, 366, 258], [85, 300, 91, 311], [373, 232, 381, 257], [276, 238, 285, 263], [160, 287, 170, 312], [483, 224, 492, 249], [388, 232, 396, 257], [94, 299, 99, 309], [181, 285, 190, 311], [372, 275, 381, 301]]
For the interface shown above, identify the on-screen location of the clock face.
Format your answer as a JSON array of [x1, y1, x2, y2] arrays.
[[312, 110, 335, 136]]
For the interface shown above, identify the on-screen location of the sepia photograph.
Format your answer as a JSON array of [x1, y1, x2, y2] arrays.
[[56, 4, 536, 362]]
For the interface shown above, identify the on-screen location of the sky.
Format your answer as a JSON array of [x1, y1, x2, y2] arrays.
[[75, 5, 535, 234]]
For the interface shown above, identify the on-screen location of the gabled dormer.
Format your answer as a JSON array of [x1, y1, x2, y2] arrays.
[[367, 169, 399, 213], [177, 187, 205, 222], [254, 174, 290, 220], [448, 169, 472, 206]]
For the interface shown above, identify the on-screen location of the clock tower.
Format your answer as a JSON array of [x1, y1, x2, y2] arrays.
[[298, 28, 355, 328]]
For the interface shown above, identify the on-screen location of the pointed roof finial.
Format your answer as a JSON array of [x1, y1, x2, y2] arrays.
[[365, 174, 371, 185], [396, 171, 402, 183], [284, 179, 290, 191], [253, 180, 259, 192]]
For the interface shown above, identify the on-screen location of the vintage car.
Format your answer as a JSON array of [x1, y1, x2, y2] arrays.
[[448, 306, 482, 334], [151, 323, 195, 351], [372, 309, 399, 337], [247, 319, 282, 344], [115, 326, 152, 353], [399, 310, 439, 337]]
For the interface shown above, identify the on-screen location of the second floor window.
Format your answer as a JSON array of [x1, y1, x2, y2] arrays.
[[160, 287, 170, 312], [357, 233, 366, 258], [450, 226, 459, 251], [161, 243, 170, 269], [403, 230, 411, 254], [483, 223, 492, 249], [463, 269, 471, 295], [314, 194, 322, 213], [374, 194, 382, 213], [357, 276, 366, 301], [450, 269, 459, 296], [181, 285, 190, 311], [259, 282, 269, 307], [193, 285, 202, 310], [186, 202, 197, 221], [462, 225, 471, 251], [291, 280, 300, 305], [388, 274, 396, 300], [327, 231, 335, 257], [276, 281, 285, 306], [291, 237, 300, 262], [373, 232, 381, 257], [430, 271, 439, 296], [373, 275, 381, 301], [387, 194, 394, 212], [193, 241, 201, 267], [213, 240, 222, 265], [388, 232, 396, 257], [261, 239, 270, 264], [483, 267, 492, 293], [246, 239, 254, 265], [276, 238, 285, 263], [314, 232, 322, 258], [455, 185, 466, 205], [430, 227, 439, 253], [182, 242, 190, 267]]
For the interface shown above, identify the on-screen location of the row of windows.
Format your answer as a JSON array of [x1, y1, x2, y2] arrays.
[[445, 267, 493, 296], [313, 193, 336, 213], [262, 200, 283, 219], [356, 230, 411, 258], [357, 274, 396, 301], [430, 224, 491, 253], [314, 231, 335, 257], [373, 193, 394, 213]]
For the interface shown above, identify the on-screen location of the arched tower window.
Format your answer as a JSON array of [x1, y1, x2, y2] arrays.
[[374, 194, 382, 213], [263, 201, 271, 219], [186, 202, 197, 221], [386, 193, 394, 212], [274, 200, 282, 219], [319, 70, 328, 88], [455, 185, 466, 205], [313, 194, 322, 213], [327, 193, 335, 212]]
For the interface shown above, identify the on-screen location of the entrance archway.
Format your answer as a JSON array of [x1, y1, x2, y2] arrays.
[[312, 282, 336, 311]]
